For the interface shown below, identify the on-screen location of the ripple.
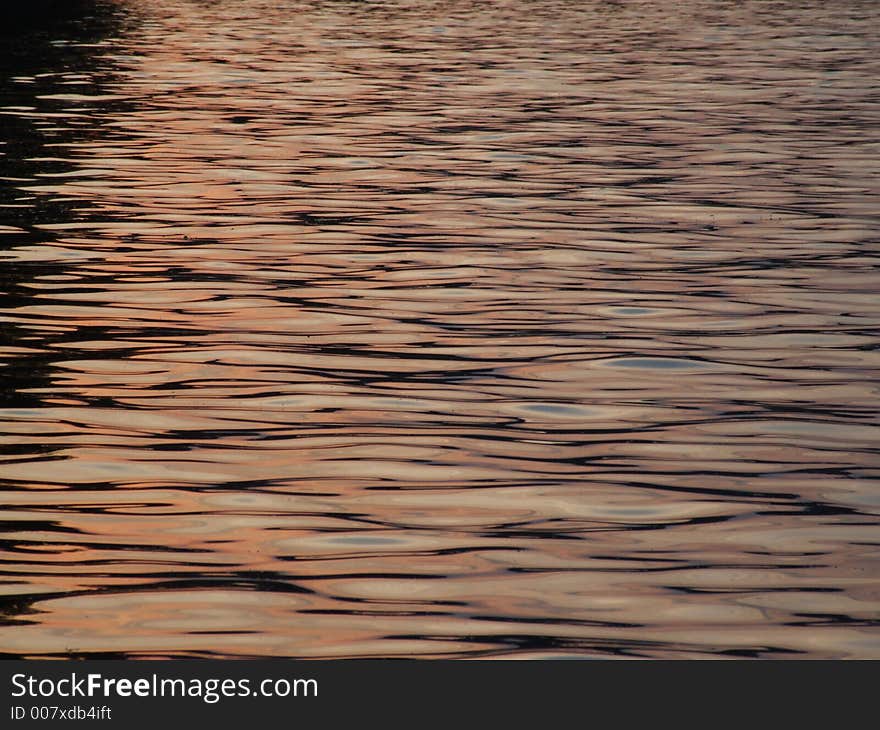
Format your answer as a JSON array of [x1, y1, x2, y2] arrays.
[[0, 0, 878, 658]]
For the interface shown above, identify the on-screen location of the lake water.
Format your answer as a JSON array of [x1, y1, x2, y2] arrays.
[[1, 0, 878, 658]]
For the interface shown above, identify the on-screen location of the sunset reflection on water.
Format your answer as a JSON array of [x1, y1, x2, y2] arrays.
[[0, 0, 878, 658]]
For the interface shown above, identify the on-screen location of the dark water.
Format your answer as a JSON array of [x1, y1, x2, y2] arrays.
[[1, 0, 878, 658]]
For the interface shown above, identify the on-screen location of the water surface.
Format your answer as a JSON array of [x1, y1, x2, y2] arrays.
[[1, 0, 879, 658]]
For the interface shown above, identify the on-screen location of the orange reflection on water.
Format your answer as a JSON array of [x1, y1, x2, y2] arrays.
[[0, 0, 878, 658]]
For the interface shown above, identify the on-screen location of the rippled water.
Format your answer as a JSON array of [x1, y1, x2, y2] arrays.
[[1, 0, 879, 658]]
